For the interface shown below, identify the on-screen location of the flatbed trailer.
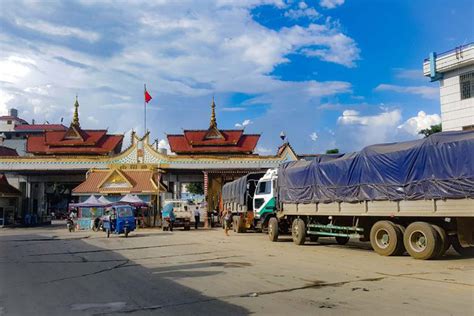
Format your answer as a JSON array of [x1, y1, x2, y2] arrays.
[[263, 131, 474, 260]]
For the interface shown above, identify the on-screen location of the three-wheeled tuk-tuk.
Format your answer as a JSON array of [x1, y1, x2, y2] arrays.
[[103, 205, 136, 238]]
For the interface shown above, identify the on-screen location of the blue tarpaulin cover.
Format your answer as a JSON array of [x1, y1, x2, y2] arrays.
[[278, 131, 474, 203]]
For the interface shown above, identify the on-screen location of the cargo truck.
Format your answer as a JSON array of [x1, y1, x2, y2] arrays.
[[233, 131, 474, 259], [222, 171, 275, 233]]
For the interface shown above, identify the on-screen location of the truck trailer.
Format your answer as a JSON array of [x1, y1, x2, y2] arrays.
[[257, 131, 474, 260]]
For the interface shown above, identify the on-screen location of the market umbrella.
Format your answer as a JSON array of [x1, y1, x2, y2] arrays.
[[70, 195, 106, 208], [98, 195, 113, 205]]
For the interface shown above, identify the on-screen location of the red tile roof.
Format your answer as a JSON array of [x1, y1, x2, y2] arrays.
[[0, 146, 18, 157], [0, 174, 21, 196], [168, 129, 260, 154], [73, 170, 158, 194], [27, 128, 123, 155], [15, 124, 67, 132]]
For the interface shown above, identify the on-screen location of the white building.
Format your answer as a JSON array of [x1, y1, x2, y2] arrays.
[[423, 43, 474, 131]]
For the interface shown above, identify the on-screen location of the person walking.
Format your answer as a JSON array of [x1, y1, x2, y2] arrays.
[[194, 206, 200, 229], [222, 208, 232, 236]]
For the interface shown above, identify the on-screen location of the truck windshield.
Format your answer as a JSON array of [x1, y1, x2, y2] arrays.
[[256, 181, 271, 195]]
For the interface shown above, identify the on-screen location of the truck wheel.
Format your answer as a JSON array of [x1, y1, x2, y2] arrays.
[[370, 221, 403, 256], [292, 219, 306, 245], [124, 228, 129, 238], [232, 216, 237, 232], [106, 229, 110, 238], [451, 235, 474, 257], [236, 216, 244, 233], [268, 218, 279, 242], [335, 236, 350, 245], [431, 224, 448, 258], [404, 222, 441, 260], [309, 235, 319, 242]]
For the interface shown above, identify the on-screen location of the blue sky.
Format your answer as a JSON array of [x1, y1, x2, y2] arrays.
[[0, 0, 473, 154]]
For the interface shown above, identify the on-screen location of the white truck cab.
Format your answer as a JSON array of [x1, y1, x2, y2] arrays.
[[253, 169, 278, 219]]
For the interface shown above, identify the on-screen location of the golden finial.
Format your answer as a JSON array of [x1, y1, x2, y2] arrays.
[[210, 96, 217, 129], [72, 95, 80, 127]]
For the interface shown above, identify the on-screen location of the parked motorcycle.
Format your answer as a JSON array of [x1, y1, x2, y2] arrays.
[[66, 218, 75, 232]]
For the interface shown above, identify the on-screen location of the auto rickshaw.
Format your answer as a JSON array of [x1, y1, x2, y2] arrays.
[[103, 205, 136, 238]]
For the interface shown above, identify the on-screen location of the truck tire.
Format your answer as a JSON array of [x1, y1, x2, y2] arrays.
[[335, 236, 350, 245], [236, 216, 243, 233], [232, 216, 237, 232], [370, 221, 403, 256], [124, 228, 129, 238], [451, 235, 474, 257], [292, 219, 306, 245], [268, 217, 279, 242], [431, 224, 449, 258], [404, 222, 441, 260]]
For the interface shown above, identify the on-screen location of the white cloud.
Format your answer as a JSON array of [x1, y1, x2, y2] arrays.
[[221, 107, 246, 112], [235, 119, 252, 128], [320, 0, 345, 9], [309, 132, 318, 141], [375, 84, 439, 100], [15, 18, 100, 42], [336, 108, 403, 149], [158, 139, 171, 153], [0, 0, 359, 153], [0, 56, 35, 83], [256, 146, 273, 155], [394, 68, 424, 80], [285, 2, 321, 20], [397, 111, 441, 136]]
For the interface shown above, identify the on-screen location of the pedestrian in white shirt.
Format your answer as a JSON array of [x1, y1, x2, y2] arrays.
[[194, 206, 200, 229]]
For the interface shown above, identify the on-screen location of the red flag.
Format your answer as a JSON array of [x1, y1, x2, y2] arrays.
[[145, 90, 152, 103]]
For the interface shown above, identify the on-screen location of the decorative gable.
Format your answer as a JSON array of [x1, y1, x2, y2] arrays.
[[98, 169, 133, 189], [63, 124, 84, 141]]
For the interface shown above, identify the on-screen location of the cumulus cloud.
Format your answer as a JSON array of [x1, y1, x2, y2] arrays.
[[235, 119, 252, 128], [285, 2, 321, 20], [375, 84, 439, 100], [397, 111, 441, 136], [320, 0, 345, 9], [309, 132, 318, 141], [0, 0, 359, 154]]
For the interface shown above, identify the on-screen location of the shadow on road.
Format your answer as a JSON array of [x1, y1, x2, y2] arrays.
[[0, 231, 249, 316]]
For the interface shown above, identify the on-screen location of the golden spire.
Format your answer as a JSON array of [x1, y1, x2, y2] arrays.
[[210, 96, 217, 129], [72, 95, 80, 127]]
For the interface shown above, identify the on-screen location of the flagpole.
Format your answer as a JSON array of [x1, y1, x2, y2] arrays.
[[144, 83, 147, 135]]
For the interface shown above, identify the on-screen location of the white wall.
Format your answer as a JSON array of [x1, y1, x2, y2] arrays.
[[439, 64, 474, 131]]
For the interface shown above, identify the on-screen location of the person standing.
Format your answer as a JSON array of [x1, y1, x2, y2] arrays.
[[194, 206, 200, 229]]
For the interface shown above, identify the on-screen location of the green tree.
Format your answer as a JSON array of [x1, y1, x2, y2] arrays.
[[326, 148, 339, 154], [186, 182, 204, 195], [419, 123, 442, 138]]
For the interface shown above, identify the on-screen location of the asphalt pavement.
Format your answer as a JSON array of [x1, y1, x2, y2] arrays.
[[0, 222, 473, 315]]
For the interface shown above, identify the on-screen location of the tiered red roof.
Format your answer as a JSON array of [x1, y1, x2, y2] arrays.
[[25, 98, 123, 156], [167, 99, 260, 155], [27, 129, 123, 155], [168, 130, 260, 154]]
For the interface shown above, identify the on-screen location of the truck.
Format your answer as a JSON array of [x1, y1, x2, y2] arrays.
[[222, 171, 274, 233], [236, 131, 474, 260], [161, 200, 192, 231]]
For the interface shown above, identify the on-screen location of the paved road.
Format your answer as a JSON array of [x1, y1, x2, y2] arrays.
[[0, 222, 473, 315]]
